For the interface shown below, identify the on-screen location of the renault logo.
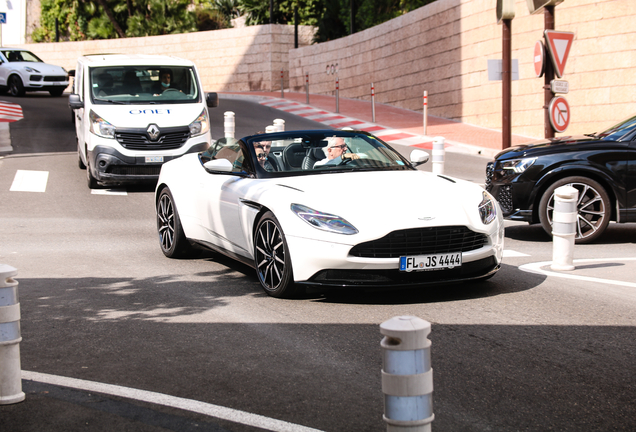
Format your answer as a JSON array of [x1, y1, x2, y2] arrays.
[[147, 124, 160, 141]]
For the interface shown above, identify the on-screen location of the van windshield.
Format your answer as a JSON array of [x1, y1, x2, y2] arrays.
[[89, 66, 201, 104]]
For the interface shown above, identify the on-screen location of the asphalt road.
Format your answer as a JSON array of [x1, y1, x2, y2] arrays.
[[1, 93, 635, 432]]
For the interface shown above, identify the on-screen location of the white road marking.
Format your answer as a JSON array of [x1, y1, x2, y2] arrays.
[[519, 258, 636, 288], [503, 249, 530, 258], [22, 371, 324, 432], [91, 188, 128, 196], [10, 170, 49, 192]]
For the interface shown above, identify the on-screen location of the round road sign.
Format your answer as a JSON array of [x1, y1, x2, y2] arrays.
[[549, 96, 570, 133], [534, 40, 545, 78]]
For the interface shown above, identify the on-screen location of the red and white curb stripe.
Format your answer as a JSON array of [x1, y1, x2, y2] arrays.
[[259, 98, 442, 150], [0, 101, 24, 122]]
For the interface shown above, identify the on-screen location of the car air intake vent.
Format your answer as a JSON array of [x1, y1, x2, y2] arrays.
[[116, 126, 190, 150], [107, 166, 162, 176], [349, 226, 488, 258], [44, 76, 67, 82]]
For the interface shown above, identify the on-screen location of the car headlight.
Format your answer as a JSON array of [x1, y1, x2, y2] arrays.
[[291, 204, 358, 235], [24, 66, 40, 73], [478, 191, 497, 225], [89, 110, 116, 139], [189, 109, 209, 137], [500, 157, 536, 174]]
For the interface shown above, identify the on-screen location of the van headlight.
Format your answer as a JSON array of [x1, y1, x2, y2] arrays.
[[478, 191, 497, 225], [189, 109, 209, 137], [89, 110, 116, 139]]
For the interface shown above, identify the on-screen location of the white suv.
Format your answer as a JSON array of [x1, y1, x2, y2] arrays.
[[0, 48, 69, 97], [68, 54, 218, 188]]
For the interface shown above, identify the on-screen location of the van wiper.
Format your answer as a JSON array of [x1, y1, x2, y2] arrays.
[[94, 97, 127, 105]]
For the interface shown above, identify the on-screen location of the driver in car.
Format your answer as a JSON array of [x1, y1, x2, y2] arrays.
[[314, 136, 360, 166]]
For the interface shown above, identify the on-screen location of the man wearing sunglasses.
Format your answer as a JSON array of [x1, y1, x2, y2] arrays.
[[254, 141, 275, 171], [314, 136, 359, 167]]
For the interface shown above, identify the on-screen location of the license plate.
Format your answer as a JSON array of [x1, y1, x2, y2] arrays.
[[145, 156, 164, 163], [399, 253, 462, 272]]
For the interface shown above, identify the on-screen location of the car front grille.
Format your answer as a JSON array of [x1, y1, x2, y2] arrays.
[[349, 226, 489, 258], [496, 185, 513, 214], [44, 76, 67, 82], [485, 162, 494, 191], [115, 127, 190, 150], [107, 165, 162, 176]]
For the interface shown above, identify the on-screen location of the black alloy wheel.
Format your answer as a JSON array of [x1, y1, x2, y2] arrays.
[[9, 76, 25, 97], [539, 176, 611, 244], [157, 187, 192, 258], [254, 211, 295, 298]]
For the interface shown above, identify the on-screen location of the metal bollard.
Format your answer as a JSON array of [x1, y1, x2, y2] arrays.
[[273, 119, 285, 132], [431, 137, 445, 175], [0, 264, 25, 405], [381, 316, 434, 432], [551, 185, 578, 271], [224, 111, 235, 139]]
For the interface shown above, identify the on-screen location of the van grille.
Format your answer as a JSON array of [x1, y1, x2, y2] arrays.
[[116, 126, 190, 150]]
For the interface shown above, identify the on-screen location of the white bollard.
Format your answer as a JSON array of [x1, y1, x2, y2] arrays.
[[0, 264, 25, 405], [431, 137, 445, 175], [273, 119, 285, 132], [265, 125, 277, 134], [381, 316, 434, 432], [224, 111, 235, 139], [551, 185, 578, 271]]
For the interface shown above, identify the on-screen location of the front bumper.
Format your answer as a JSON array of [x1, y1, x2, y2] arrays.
[[88, 143, 208, 185]]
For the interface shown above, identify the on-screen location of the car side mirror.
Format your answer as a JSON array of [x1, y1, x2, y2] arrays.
[[410, 149, 430, 166], [204, 159, 233, 173], [68, 94, 84, 110], [206, 92, 219, 108], [68, 69, 75, 77]]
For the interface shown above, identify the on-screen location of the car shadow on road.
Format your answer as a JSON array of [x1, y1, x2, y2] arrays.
[[313, 263, 545, 305]]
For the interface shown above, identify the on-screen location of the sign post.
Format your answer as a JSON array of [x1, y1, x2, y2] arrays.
[[497, 0, 515, 149]]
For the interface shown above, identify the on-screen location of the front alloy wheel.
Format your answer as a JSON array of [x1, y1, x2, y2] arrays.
[[539, 176, 611, 244], [157, 187, 192, 258], [254, 212, 295, 298]]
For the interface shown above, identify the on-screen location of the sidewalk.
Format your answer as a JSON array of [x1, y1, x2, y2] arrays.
[[221, 91, 535, 159]]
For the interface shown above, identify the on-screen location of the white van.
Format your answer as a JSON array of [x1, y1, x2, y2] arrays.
[[69, 54, 218, 188]]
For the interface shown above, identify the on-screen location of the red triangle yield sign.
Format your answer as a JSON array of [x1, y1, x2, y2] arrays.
[[544, 30, 574, 78]]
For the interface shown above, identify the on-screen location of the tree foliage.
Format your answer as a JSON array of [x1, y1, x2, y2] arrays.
[[32, 0, 436, 42]]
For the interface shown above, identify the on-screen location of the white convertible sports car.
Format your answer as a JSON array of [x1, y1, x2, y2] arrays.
[[155, 130, 504, 298]]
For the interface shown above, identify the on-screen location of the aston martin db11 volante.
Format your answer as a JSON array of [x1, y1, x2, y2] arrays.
[[486, 114, 636, 243], [156, 130, 504, 298]]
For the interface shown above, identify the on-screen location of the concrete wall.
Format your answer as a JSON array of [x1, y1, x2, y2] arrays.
[[18, 0, 634, 141], [289, 0, 636, 139], [16, 24, 315, 92]]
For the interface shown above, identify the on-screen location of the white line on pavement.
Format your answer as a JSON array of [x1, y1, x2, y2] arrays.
[[22, 371, 324, 432], [519, 258, 636, 288], [9, 170, 49, 192]]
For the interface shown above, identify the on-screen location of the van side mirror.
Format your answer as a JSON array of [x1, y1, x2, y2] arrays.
[[206, 92, 219, 108], [68, 94, 84, 110], [68, 70, 75, 77]]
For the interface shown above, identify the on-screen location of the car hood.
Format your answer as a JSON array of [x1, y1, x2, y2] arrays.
[[494, 135, 602, 159], [90, 104, 204, 128], [9, 61, 67, 75], [260, 170, 490, 241]]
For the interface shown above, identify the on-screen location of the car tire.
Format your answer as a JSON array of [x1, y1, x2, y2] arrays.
[[77, 140, 86, 170], [254, 211, 296, 298], [49, 88, 64, 97], [8, 76, 25, 97], [157, 187, 192, 258], [538, 176, 611, 244], [86, 158, 100, 189]]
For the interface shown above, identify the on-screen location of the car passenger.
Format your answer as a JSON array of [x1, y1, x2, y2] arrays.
[[255, 144, 275, 171]]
